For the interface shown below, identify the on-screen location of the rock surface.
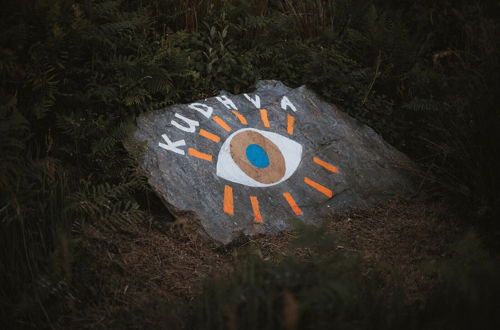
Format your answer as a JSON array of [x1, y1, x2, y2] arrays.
[[134, 80, 415, 244]]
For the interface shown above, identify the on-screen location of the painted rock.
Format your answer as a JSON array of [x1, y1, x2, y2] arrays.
[[134, 80, 414, 243]]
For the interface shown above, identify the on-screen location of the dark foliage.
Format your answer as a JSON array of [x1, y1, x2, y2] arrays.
[[187, 226, 500, 330], [1, 0, 499, 328]]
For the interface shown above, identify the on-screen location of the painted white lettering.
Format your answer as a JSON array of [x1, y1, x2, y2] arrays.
[[188, 103, 213, 118], [159, 134, 186, 155], [171, 113, 199, 133], [243, 93, 261, 109], [280, 96, 297, 112], [216, 95, 238, 110]]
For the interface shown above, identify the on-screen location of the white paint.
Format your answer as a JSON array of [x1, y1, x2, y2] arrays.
[[171, 113, 199, 133], [280, 96, 297, 112], [216, 128, 303, 187], [159, 134, 186, 155], [216, 95, 238, 110], [188, 103, 213, 118], [243, 93, 261, 109]]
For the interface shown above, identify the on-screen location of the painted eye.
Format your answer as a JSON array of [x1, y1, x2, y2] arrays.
[[216, 128, 302, 187]]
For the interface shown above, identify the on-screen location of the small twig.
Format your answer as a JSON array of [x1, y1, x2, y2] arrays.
[[363, 50, 382, 105]]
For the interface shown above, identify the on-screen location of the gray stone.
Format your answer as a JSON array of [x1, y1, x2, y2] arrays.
[[134, 80, 415, 244]]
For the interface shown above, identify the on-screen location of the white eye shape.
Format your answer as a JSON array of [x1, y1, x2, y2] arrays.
[[216, 128, 302, 187]]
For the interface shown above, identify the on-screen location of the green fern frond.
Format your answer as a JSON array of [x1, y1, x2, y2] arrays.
[[144, 72, 173, 94], [67, 177, 147, 230], [402, 97, 441, 112]]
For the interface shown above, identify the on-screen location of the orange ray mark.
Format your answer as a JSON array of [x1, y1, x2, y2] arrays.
[[199, 129, 220, 143], [188, 148, 213, 162], [231, 110, 248, 125], [250, 196, 263, 223], [212, 116, 232, 132], [223, 185, 234, 215], [287, 114, 295, 135], [259, 109, 270, 128], [313, 157, 339, 173], [304, 177, 333, 198], [283, 192, 303, 216]]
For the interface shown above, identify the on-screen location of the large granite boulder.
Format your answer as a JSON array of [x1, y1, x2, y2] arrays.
[[134, 80, 414, 243]]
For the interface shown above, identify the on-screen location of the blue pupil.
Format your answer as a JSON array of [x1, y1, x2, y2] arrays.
[[246, 144, 270, 168]]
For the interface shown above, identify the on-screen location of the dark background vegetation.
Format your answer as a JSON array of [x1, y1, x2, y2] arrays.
[[1, 0, 500, 328]]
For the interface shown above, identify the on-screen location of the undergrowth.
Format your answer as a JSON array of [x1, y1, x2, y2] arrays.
[[1, 0, 499, 328], [186, 226, 500, 330]]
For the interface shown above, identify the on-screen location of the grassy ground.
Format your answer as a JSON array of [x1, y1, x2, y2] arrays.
[[59, 197, 459, 328]]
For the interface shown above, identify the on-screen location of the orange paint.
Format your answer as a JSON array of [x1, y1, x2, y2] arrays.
[[313, 157, 339, 173], [260, 109, 270, 128], [188, 148, 212, 162], [287, 114, 295, 135], [250, 196, 263, 223], [212, 116, 232, 132], [199, 129, 220, 143], [283, 192, 303, 216], [304, 177, 333, 198], [224, 185, 234, 215], [231, 110, 248, 125]]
